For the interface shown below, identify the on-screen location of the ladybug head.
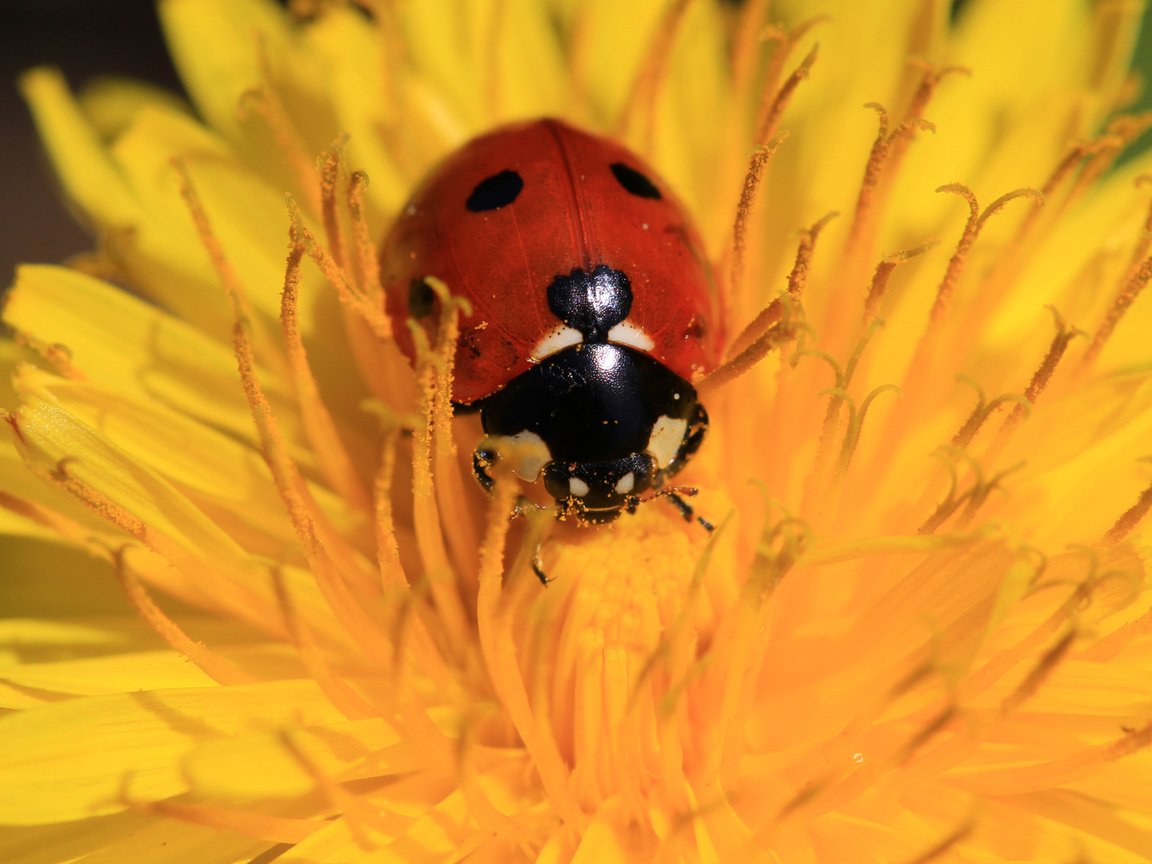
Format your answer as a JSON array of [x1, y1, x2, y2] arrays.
[[472, 341, 708, 526], [542, 453, 656, 523]]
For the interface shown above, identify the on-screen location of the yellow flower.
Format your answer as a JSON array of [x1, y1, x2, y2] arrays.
[[3, 0, 1152, 860]]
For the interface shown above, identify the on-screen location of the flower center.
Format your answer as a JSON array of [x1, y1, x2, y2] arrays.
[[537, 510, 717, 808]]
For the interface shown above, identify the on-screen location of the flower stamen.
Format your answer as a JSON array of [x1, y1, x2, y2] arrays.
[[178, 166, 391, 655], [998, 306, 1082, 435], [727, 0, 772, 93], [283, 224, 373, 512], [755, 42, 818, 146], [111, 545, 257, 686], [318, 139, 349, 269], [918, 452, 1022, 534], [617, 0, 693, 145], [695, 296, 795, 395], [862, 239, 939, 322], [408, 293, 473, 650], [274, 730, 394, 848], [1123, 175, 1152, 272], [238, 47, 322, 214], [49, 455, 146, 537], [899, 703, 961, 761], [0, 484, 90, 541], [951, 383, 1028, 449], [476, 469, 582, 827], [172, 159, 281, 365], [270, 568, 380, 720], [1069, 113, 1152, 205], [787, 210, 839, 300], [11, 335, 82, 380], [141, 798, 321, 845], [835, 382, 900, 479], [845, 96, 938, 269], [286, 199, 391, 341], [370, 413, 406, 586], [905, 821, 975, 864], [1085, 251, 1152, 367], [711, 514, 802, 777], [999, 629, 1076, 716], [1103, 473, 1152, 545], [348, 171, 386, 304], [727, 133, 788, 311], [928, 184, 1045, 326], [809, 319, 880, 481], [955, 718, 1152, 796], [1015, 139, 1109, 246]]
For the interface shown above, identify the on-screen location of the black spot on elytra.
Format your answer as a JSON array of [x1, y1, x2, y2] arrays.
[[466, 169, 523, 212], [610, 163, 662, 200], [547, 266, 632, 342], [683, 317, 706, 341], [409, 277, 436, 318], [460, 329, 484, 359]]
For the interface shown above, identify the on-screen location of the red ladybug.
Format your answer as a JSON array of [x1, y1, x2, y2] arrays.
[[381, 118, 720, 524]]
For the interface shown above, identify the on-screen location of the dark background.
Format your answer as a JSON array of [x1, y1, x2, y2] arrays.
[[1, 1, 183, 283], [2, 1, 1150, 287]]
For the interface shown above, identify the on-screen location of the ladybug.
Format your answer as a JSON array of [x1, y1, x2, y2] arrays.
[[381, 118, 721, 525]]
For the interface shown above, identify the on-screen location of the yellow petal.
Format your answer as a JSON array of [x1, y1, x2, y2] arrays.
[[7, 391, 346, 646], [183, 717, 405, 799], [158, 0, 298, 144], [0, 680, 342, 824], [113, 108, 307, 325], [19, 67, 141, 231], [301, 9, 406, 216], [488, 0, 568, 121], [10, 394, 251, 586], [77, 76, 192, 142], [0, 812, 157, 864], [46, 815, 273, 863], [13, 365, 360, 555], [558, 0, 666, 123], [3, 265, 315, 472], [1, 651, 216, 703], [0, 537, 130, 624]]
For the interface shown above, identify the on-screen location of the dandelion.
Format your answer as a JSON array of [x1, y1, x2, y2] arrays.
[[3, 0, 1152, 860]]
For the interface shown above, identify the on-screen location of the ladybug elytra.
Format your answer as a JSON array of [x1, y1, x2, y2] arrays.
[[381, 119, 720, 525]]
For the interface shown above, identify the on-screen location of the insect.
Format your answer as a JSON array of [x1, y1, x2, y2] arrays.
[[381, 119, 721, 526]]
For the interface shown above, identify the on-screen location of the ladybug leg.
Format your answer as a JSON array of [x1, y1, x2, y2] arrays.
[[472, 446, 498, 492], [664, 489, 714, 533], [473, 445, 550, 523], [531, 544, 551, 586]]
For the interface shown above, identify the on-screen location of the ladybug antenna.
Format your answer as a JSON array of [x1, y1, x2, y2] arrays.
[[509, 496, 549, 522]]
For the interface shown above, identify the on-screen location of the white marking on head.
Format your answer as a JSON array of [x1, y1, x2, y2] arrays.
[[614, 472, 635, 495], [529, 325, 583, 362], [490, 431, 551, 481], [607, 321, 655, 353], [569, 477, 591, 497], [647, 415, 687, 469]]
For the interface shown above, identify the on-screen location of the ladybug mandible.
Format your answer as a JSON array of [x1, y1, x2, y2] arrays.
[[381, 119, 721, 524]]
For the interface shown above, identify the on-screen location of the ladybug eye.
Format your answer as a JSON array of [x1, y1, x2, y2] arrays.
[[610, 162, 662, 200], [466, 169, 523, 212], [409, 277, 437, 318]]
